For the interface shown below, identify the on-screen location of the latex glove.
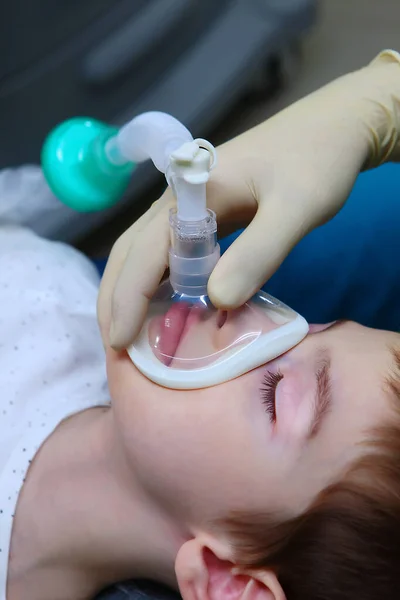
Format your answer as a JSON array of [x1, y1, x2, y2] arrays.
[[98, 50, 400, 349]]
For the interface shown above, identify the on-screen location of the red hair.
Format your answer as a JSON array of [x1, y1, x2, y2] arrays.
[[223, 347, 400, 600]]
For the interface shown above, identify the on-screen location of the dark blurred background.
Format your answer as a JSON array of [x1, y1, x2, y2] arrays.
[[1, 0, 398, 257]]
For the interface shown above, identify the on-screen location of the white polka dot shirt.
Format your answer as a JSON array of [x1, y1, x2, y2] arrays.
[[0, 226, 110, 599]]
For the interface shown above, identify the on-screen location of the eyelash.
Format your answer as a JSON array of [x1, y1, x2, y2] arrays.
[[261, 370, 284, 423]]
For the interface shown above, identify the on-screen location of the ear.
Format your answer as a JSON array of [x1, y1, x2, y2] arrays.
[[175, 539, 286, 600]]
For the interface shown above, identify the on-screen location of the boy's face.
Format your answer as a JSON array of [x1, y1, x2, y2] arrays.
[[106, 321, 399, 528]]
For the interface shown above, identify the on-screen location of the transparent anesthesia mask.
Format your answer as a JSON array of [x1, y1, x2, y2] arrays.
[[128, 280, 309, 389]]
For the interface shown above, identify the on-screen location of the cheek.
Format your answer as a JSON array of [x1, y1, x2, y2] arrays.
[[108, 351, 271, 520], [107, 352, 222, 510], [108, 351, 194, 467]]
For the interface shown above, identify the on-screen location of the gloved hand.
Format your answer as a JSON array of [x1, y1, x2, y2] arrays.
[[98, 50, 400, 349]]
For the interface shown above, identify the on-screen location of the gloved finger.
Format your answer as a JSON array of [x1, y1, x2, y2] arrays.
[[109, 200, 173, 349], [207, 191, 308, 308], [97, 194, 172, 346]]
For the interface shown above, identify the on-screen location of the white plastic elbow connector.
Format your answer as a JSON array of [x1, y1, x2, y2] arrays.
[[106, 110, 220, 296], [116, 111, 194, 173], [110, 111, 217, 224]]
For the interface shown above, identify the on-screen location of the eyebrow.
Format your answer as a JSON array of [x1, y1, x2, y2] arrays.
[[308, 352, 333, 439], [385, 345, 400, 414]]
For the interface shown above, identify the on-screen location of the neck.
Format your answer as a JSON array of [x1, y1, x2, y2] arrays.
[[8, 406, 182, 600]]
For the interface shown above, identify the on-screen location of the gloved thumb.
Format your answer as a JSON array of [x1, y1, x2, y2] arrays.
[[207, 192, 307, 308]]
